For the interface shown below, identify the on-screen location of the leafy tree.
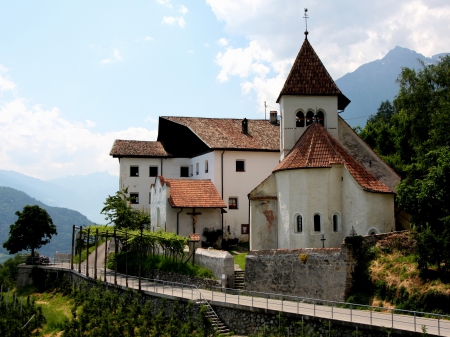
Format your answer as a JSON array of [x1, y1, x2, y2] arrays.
[[358, 56, 450, 276], [2, 205, 57, 256], [101, 188, 150, 230]]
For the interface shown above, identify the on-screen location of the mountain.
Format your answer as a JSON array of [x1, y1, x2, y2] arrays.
[[0, 186, 95, 262], [336, 46, 449, 126], [0, 170, 117, 223]]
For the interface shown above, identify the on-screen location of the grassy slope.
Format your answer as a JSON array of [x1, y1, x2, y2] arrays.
[[353, 232, 450, 313]]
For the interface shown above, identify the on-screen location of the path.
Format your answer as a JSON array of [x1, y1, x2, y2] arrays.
[[47, 261, 450, 336]]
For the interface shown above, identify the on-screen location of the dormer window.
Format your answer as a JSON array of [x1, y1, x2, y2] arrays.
[[296, 111, 305, 127], [306, 111, 314, 126]]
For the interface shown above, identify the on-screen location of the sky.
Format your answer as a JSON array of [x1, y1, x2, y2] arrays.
[[0, 0, 449, 181]]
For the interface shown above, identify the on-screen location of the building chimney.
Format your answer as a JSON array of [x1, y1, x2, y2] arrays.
[[242, 118, 248, 134], [270, 111, 277, 125]]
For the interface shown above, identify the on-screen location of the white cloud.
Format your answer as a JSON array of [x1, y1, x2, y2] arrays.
[[0, 66, 16, 92], [204, 43, 210, 48], [217, 38, 229, 46], [179, 5, 188, 15], [100, 48, 123, 64], [207, 0, 450, 115], [0, 97, 157, 180], [145, 116, 158, 124], [187, 50, 194, 54], [144, 36, 154, 41], [162, 16, 186, 28], [156, 0, 172, 8]]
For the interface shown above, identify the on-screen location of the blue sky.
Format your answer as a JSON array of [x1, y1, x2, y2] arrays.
[[1, 0, 449, 180]]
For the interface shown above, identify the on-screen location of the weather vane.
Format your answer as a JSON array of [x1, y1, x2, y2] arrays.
[[303, 8, 309, 37]]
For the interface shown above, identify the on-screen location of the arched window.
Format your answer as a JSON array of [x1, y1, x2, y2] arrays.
[[367, 228, 379, 235], [333, 214, 339, 232], [306, 111, 314, 126], [296, 215, 303, 233], [313, 214, 321, 232], [296, 111, 305, 127], [316, 111, 325, 126]]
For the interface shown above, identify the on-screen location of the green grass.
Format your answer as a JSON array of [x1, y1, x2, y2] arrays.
[[109, 252, 216, 279], [234, 253, 247, 270], [73, 238, 106, 263], [36, 291, 73, 335]]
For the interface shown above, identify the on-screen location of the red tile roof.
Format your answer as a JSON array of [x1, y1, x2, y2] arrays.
[[273, 123, 393, 193], [276, 37, 350, 110], [110, 140, 170, 158], [161, 117, 279, 151], [161, 177, 227, 208]]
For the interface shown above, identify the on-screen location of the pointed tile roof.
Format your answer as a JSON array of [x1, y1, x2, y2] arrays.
[[273, 123, 392, 193], [276, 37, 350, 110], [160, 177, 227, 208], [110, 140, 170, 158]]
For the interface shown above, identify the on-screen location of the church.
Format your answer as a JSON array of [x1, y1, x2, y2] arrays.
[[110, 30, 403, 249], [249, 33, 401, 250]]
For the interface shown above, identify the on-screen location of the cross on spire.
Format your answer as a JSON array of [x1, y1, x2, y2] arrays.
[[303, 8, 309, 38]]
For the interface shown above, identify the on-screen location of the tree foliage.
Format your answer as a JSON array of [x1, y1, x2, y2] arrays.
[[2, 205, 57, 256], [357, 55, 450, 276], [101, 188, 150, 230]]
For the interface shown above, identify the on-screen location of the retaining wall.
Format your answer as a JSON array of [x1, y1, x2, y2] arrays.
[[195, 248, 235, 288], [244, 246, 356, 301]]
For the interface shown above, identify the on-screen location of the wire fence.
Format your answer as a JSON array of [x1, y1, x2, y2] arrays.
[[41, 259, 450, 336]]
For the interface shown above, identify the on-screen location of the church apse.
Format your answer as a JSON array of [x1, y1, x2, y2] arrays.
[[250, 197, 278, 250]]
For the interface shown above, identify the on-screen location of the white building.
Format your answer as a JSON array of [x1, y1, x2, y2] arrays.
[[110, 116, 280, 241], [249, 34, 401, 250]]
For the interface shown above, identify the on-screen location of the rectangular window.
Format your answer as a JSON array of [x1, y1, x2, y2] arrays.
[[180, 166, 189, 177], [190, 165, 193, 176], [149, 166, 158, 177], [130, 166, 139, 177], [333, 214, 339, 232], [196, 163, 199, 175], [130, 193, 139, 204], [314, 214, 321, 232], [229, 197, 238, 209], [236, 160, 245, 172], [205, 160, 208, 173]]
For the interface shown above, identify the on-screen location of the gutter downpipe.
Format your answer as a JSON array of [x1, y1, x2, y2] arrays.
[[221, 150, 225, 245], [248, 194, 251, 252], [176, 208, 183, 235]]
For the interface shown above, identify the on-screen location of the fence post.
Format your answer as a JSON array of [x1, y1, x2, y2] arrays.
[[71, 224, 76, 270], [94, 228, 98, 280], [86, 227, 90, 277], [350, 304, 352, 322], [78, 226, 82, 273], [104, 230, 108, 283], [370, 305, 372, 325], [391, 308, 394, 328], [114, 228, 117, 286], [281, 296, 283, 311], [438, 315, 440, 335], [297, 298, 299, 314], [331, 302, 333, 319], [125, 230, 128, 288], [414, 311, 416, 332]]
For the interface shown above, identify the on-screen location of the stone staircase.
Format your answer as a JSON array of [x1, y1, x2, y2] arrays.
[[234, 270, 245, 290], [196, 299, 231, 336]]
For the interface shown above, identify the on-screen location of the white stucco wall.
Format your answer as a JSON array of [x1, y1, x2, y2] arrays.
[[249, 175, 278, 251], [250, 164, 395, 250], [279, 95, 339, 159]]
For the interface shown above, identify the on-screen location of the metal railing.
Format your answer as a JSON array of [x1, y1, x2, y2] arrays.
[[45, 259, 450, 336]]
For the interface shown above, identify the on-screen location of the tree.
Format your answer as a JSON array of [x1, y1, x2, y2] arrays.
[[101, 188, 150, 230], [2, 205, 57, 256]]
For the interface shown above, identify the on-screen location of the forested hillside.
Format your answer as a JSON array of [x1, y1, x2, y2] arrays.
[[357, 55, 450, 277], [0, 187, 95, 260]]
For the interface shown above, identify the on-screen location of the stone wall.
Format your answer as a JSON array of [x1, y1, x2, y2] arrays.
[[195, 248, 235, 288], [244, 246, 356, 301], [145, 269, 221, 289]]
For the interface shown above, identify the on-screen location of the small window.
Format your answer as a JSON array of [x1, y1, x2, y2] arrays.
[[236, 160, 245, 172], [130, 193, 139, 204], [196, 163, 199, 175], [296, 111, 305, 127], [190, 165, 193, 176], [316, 111, 325, 126], [333, 214, 339, 232], [296, 215, 303, 233], [130, 166, 139, 177], [306, 111, 314, 126], [313, 214, 321, 232], [205, 160, 208, 173], [180, 166, 189, 177], [149, 166, 158, 177], [229, 197, 238, 209]]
